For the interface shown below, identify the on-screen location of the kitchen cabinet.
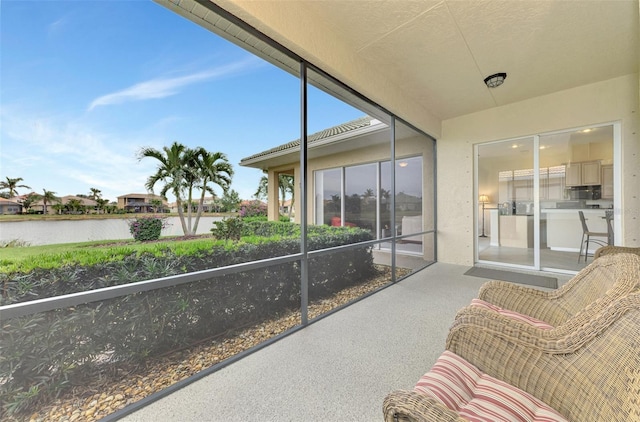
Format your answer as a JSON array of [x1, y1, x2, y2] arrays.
[[565, 161, 601, 186], [565, 163, 581, 187], [582, 161, 601, 185], [601, 165, 613, 199]]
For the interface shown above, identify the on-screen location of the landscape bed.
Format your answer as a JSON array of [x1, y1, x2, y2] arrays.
[[0, 221, 397, 419]]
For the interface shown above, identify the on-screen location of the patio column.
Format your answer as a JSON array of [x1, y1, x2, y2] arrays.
[[267, 170, 280, 221], [293, 165, 302, 224]]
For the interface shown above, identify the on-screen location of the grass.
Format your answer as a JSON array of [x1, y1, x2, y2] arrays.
[[0, 236, 225, 274]]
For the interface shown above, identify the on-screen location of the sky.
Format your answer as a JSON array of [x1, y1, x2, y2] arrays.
[[0, 0, 364, 203]]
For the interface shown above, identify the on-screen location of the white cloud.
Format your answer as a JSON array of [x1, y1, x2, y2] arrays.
[[88, 59, 260, 111], [0, 106, 160, 201]]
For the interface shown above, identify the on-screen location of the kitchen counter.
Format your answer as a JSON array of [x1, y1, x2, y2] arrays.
[[499, 215, 533, 248], [543, 209, 608, 252]]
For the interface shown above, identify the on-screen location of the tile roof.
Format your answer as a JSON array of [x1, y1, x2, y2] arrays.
[[240, 115, 376, 164], [0, 198, 21, 205]]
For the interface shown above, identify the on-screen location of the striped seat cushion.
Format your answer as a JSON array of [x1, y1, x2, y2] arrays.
[[470, 299, 554, 330], [414, 351, 567, 422]]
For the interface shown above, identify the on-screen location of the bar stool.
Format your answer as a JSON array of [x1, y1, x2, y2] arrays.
[[578, 211, 610, 262], [605, 210, 614, 245]]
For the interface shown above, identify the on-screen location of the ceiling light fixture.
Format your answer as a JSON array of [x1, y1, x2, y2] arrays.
[[484, 72, 507, 88]]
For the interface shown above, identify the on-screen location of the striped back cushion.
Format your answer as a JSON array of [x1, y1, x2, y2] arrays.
[[414, 351, 568, 422], [470, 299, 554, 330]]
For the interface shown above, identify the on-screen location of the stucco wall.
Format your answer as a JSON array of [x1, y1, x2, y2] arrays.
[[439, 74, 640, 266]]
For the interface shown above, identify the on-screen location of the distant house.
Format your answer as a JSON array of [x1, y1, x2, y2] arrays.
[[32, 195, 98, 214], [280, 199, 294, 216], [168, 196, 219, 213], [0, 198, 22, 215], [117, 193, 168, 213]]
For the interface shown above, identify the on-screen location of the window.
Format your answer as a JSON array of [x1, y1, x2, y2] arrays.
[[315, 155, 424, 249]]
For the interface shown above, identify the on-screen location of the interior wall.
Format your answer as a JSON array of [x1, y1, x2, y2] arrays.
[[439, 74, 640, 266]]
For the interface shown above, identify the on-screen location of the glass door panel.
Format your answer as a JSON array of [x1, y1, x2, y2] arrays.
[[477, 138, 534, 267], [539, 126, 614, 271]]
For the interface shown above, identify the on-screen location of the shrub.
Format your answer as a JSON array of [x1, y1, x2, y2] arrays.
[[239, 200, 267, 218], [211, 217, 244, 241], [128, 216, 167, 241]]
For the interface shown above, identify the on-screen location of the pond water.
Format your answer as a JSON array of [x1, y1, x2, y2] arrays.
[[0, 216, 223, 246]]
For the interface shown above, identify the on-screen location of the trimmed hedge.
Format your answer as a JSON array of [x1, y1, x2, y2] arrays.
[[0, 225, 376, 415]]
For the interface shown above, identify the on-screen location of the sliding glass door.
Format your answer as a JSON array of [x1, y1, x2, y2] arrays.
[[477, 124, 617, 273], [538, 126, 614, 271], [477, 138, 534, 268]]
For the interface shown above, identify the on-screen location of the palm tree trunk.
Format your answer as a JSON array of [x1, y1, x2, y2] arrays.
[[176, 199, 189, 235], [186, 190, 194, 235], [192, 192, 206, 234]]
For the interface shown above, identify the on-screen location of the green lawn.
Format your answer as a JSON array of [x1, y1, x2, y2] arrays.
[[0, 236, 222, 274]]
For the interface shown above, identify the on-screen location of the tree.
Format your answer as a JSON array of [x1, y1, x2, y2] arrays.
[[0, 177, 31, 197], [150, 198, 164, 213], [139, 142, 192, 235], [279, 174, 295, 219], [89, 188, 102, 200], [192, 149, 233, 233], [254, 171, 295, 218], [40, 189, 60, 215], [254, 174, 268, 200], [21, 193, 39, 213], [65, 198, 85, 214], [220, 189, 241, 212], [96, 198, 109, 214], [138, 142, 234, 236]]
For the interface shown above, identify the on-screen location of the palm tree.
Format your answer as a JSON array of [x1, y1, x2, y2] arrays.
[[279, 174, 295, 219], [192, 149, 233, 233], [52, 203, 64, 214], [180, 147, 206, 234], [139, 142, 192, 235], [139, 142, 232, 236], [20, 193, 38, 213], [150, 198, 164, 213], [40, 189, 60, 215], [0, 177, 31, 197], [254, 171, 294, 218], [65, 198, 85, 214], [254, 174, 268, 200], [89, 188, 102, 200], [96, 198, 109, 214]]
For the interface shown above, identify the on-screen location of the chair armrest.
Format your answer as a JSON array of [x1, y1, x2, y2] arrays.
[[594, 245, 640, 259], [383, 390, 466, 422], [476, 281, 568, 325]]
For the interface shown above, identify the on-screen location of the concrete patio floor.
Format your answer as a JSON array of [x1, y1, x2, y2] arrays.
[[118, 263, 571, 422]]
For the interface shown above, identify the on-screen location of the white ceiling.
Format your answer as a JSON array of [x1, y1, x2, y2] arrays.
[[169, 0, 638, 123], [295, 0, 639, 120]]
